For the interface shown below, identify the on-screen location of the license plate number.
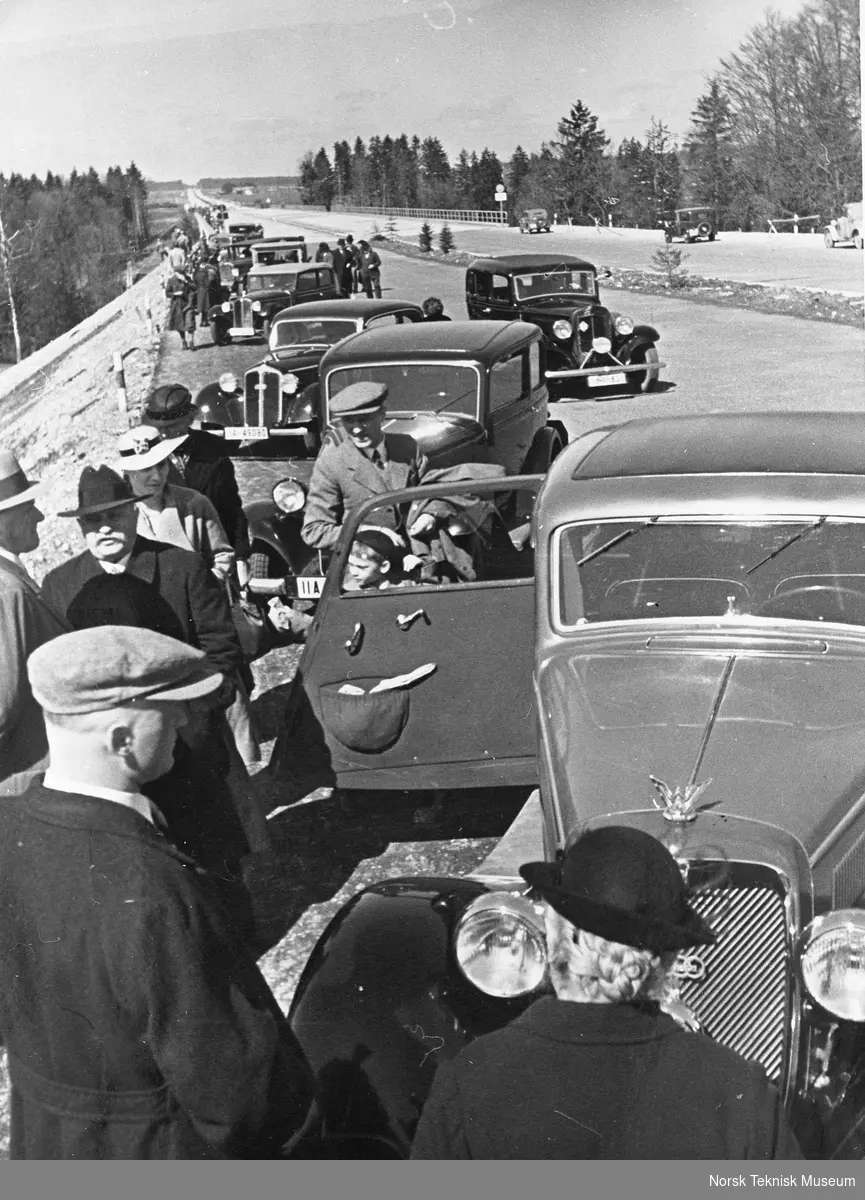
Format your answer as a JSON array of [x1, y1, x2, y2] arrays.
[[296, 576, 325, 599], [224, 426, 268, 440], [588, 373, 627, 388]]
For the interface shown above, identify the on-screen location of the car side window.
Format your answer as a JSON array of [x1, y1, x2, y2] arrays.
[[365, 314, 399, 329], [296, 272, 317, 292], [489, 353, 526, 410], [490, 274, 510, 302]]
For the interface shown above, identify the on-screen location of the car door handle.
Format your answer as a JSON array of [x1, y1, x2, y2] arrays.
[[396, 609, 428, 631], [345, 622, 364, 654]]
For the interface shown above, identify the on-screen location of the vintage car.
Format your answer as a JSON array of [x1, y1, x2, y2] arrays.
[[824, 202, 863, 250], [466, 254, 664, 400], [207, 262, 342, 346], [283, 410, 865, 1159], [663, 206, 717, 243], [214, 237, 257, 294], [232, 320, 566, 596], [518, 208, 551, 234], [250, 236, 309, 265], [227, 220, 264, 239]]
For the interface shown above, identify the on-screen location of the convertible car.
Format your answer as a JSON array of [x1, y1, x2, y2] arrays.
[[285, 411, 865, 1159]]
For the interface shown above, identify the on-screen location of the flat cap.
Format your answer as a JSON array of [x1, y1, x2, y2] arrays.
[[330, 381, 388, 419], [28, 626, 223, 714]]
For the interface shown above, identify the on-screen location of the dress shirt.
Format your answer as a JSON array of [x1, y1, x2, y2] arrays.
[[0, 546, 30, 577], [98, 552, 133, 575], [43, 769, 154, 825]]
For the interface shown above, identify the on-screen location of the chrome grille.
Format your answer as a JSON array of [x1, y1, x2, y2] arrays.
[[243, 367, 282, 425], [678, 870, 789, 1083], [833, 834, 865, 907], [575, 306, 613, 357], [233, 297, 253, 328]]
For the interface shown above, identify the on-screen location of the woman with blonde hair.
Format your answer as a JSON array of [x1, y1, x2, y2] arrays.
[[412, 825, 802, 1160]]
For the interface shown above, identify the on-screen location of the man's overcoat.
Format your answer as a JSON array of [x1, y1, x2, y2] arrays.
[[410, 997, 801, 1159], [0, 785, 312, 1158]]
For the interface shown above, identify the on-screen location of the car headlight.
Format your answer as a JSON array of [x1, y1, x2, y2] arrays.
[[800, 911, 865, 1021], [280, 374, 300, 395], [454, 892, 546, 998], [232, 268, 239, 276], [592, 336, 612, 353], [252, 300, 261, 312], [273, 479, 307, 514], [221, 302, 230, 313], [614, 315, 634, 336], [552, 319, 573, 340]]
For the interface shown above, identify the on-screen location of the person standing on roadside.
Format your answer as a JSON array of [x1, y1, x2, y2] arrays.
[[165, 267, 196, 351], [357, 240, 382, 299], [315, 241, 334, 266], [0, 625, 313, 1159], [0, 450, 70, 796], [345, 234, 361, 294], [333, 237, 353, 297]]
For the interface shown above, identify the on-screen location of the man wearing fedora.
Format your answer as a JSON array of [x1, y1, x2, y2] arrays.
[[412, 826, 801, 1160], [302, 381, 435, 551], [0, 626, 312, 1158], [0, 450, 70, 796]]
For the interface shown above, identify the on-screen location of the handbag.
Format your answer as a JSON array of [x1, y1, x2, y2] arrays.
[[225, 580, 271, 662]]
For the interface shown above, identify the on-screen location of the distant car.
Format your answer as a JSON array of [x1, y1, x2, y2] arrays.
[[227, 221, 264, 239], [824, 202, 863, 250], [466, 253, 664, 400], [216, 239, 256, 293], [283, 410, 865, 1161], [519, 208, 551, 234], [663, 206, 717, 243], [207, 262, 342, 346], [250, 236, 308, 265]]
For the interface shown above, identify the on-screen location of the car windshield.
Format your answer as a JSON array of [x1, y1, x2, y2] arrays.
[[513, 270, 595, 301], [327, 364, 480, 420], [556, 518, 865, 627], [273, 319, 356, 348], [247, 273, 296, 292], [255, 249, 301, 265]]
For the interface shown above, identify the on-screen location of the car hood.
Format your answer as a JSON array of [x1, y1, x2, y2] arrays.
[[517, 299, 599, 322], [536, 627, 865, 858], [380, 413, 486, 462]]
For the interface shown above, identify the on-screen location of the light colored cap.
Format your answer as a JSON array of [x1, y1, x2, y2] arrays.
[[329, 381, 387, 419]]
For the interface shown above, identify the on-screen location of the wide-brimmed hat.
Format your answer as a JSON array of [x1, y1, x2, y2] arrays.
[[58, 465, 147, 518], [0, 450, 42, 512], [520, 826, 716, 954], [144, 384, 196, 424], [116, 426, 187, 472]]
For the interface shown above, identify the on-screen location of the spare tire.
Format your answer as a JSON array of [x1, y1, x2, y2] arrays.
[[697, 222, 711, 237]]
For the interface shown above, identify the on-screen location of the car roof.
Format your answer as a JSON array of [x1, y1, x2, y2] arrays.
[[251, 237, 305, 248], [271, 299, 422, 321], [322, 319, 542, 362], [538, 414, 865, 523], [247, 262, 314, 275], [468, 253, 597, 274]]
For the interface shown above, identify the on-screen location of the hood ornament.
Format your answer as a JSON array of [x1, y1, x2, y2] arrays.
[[649, 775, 718, 824]]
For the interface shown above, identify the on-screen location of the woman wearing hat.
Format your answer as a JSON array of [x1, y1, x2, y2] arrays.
[[411, 826, 801, 1160], [164, 265, 196, 351]]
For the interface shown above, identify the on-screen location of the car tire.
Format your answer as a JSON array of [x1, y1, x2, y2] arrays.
[[824, 230, 836, 249], [698, 222, 711, 238], [855, 234, 864, 251], [664, 230, 673, 244], [209, 319, 229, 346], [628, 345, 661, 394], [708, 232, 716, 242]]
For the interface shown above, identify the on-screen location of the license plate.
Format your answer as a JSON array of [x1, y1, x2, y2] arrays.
[[588, 373, 627, 388], [224, 426, 268, 440], [295, 576, 325, 599]]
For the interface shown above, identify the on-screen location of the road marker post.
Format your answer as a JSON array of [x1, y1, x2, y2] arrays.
[[113, 351, 127, 414]]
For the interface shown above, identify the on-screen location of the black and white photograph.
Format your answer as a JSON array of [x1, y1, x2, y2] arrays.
[[0, 0, 863, 1182]]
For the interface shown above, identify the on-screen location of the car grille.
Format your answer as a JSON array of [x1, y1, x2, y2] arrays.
[[233, 297, 253, 328], [676, 865, 790, 1083], [574, 305, 614, 358], [243, 367, 282, 425]]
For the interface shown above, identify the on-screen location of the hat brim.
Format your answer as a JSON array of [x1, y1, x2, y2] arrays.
[[142, 665, 223, 704], [116, 434, 188, 472], [58, 495, 144, 518], [0, 479, 43, 512], [333, 403, 384, 419], [519, 860, 716, 953], [145, 403, 196, 424]]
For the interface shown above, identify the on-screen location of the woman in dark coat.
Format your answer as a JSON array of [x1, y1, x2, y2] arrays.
[[411, 826, 802, 1160], [165, 269, 196, 351]]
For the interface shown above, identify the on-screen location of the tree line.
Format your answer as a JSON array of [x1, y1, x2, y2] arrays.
[[0, 164, 149, 364], [299, 0, 859, 233]]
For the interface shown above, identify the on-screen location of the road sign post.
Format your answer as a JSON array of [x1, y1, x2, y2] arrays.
[[494, 183, 507, 224]]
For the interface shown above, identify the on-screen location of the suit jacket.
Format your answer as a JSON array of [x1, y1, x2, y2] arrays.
[[168, 429, 250, 559], [41, 537, 242, 678], [411, 997, 801, 1160], [0, 557, 70, 795], [0, 784, 312, 1158], [301, 430, 428, 550]]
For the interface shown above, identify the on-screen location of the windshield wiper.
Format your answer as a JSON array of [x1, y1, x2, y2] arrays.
[[577, 518, 659, 567], [745, 517, 827, 575]]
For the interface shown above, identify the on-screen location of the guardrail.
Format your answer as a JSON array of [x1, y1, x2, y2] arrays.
[[767, 214, 821, 234], [331, 203, 508, 225]]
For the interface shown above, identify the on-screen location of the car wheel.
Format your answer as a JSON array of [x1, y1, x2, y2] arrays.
[[628, 345, 661, 394], [708, 232, 716, 242], [664, 230, 673, 244], [855, 234, 864, 251], [824, 230, 836, 249], [698, 222, 711, 238], [209, 319, 229, 346]]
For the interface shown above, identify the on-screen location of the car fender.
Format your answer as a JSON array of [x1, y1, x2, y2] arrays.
[[287, 877, 535, 1158], [246, 504, 306, 572], [523, 424, 567, 474], [619, 328, 659, 359], [207, 303, 229, 322]]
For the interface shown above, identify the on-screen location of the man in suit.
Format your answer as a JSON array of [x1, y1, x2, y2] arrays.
[[301, 381, 435, 551], [0, 626, 312, 1158], [0, 450, 70, 796]]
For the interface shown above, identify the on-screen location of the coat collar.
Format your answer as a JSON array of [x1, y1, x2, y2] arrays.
[[514, 995, 682, 1046], [82, 536, 159, 584]]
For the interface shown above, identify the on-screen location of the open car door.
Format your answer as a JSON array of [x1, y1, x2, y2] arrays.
[[274, 476, 542, 792]]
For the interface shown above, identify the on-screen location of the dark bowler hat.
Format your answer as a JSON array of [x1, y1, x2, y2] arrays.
[[520, 825, 716, 954], [0, 449, 41, 512], [28, 625, 223, 714], [58, 465, 149, 518], [144, 383, 196, 423], [330, 381, 388, 419]]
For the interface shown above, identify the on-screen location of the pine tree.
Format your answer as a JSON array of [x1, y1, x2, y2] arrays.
[[419, 222, 433, 252], [684, 80, 737, 223], [438, 223, 455, 254], [551, 100, 610, 223]]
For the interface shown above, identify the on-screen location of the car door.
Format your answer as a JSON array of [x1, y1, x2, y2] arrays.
[[487, 343, 545, 474], [290, 477, 542, 791]]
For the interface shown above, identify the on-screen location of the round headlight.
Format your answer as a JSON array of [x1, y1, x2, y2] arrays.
[[614, 315, 634, 336], [221, 302, 230, 313], [455, 892, 546, 998], [273, 479, 307, 514], [800, 911, 865, 1021], [592, 336, 612, 354], [280, 374, 300, 395], [252, 300, 261, 312], [552, 319, 573, 340]]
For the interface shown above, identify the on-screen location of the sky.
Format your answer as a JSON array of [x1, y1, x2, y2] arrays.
[[0, 0, 816, 182]]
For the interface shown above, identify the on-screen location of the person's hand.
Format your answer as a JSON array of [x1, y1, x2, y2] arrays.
[[236, 558, 250, 589], [408, 512, 437, 537]]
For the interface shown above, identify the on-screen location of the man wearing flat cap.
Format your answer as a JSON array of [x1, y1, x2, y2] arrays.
[[0, 627, 312, 1159], [302, 381, 434, 551], [412, 826, 801, 1160], [0, 449, 69, 796]]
